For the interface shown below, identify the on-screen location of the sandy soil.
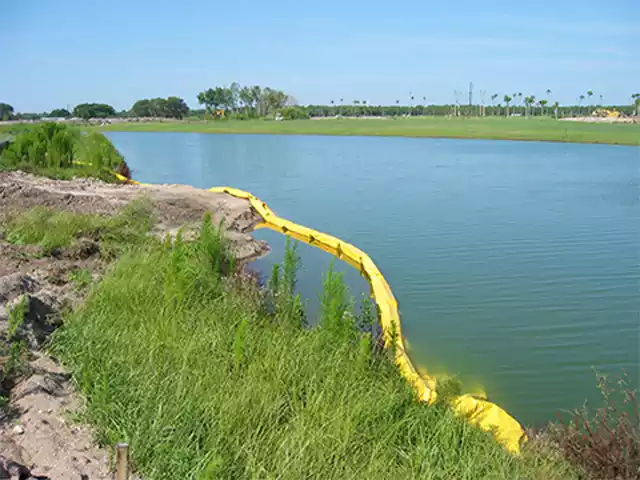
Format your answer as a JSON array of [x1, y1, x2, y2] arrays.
[[0, 172, 268, 479], [560, 116, 638, 124]]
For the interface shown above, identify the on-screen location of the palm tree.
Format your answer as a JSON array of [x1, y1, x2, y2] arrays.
[[503, 94, 512, 117], [490, 94, 498, 115], [524, 96, 531, 117], [587, 90, 593, 106], [396, 100, 400, 105], [539, 99, 548, 116], [578, 95, 585, 115], [599, 94, 603, 106], [553, 101, 559, 119], [632, 93, 640, 116]]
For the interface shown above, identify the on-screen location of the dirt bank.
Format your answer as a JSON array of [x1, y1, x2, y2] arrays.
[[0, 172, 268, 479]]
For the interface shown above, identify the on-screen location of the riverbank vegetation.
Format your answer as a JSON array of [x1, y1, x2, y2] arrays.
[[0, 122, 129, 181], [3, 189, 635, 478], [43, 212, 577, 479]]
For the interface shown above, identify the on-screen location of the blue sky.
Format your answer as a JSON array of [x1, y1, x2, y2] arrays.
[[2, 0, 639, 112]]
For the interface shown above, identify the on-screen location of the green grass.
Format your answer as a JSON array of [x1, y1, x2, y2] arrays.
[[94, 117, 640, 146], [3, 199, 153, 256], [0, 122, 129, 182], [49, 214, 578, 479]]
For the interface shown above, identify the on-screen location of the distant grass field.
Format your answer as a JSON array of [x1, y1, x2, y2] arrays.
[[94, 117, 640, 146]]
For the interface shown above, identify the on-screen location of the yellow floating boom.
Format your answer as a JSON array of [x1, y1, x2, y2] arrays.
[[209, 186, 526, 453], [114, 173, 526, 453]]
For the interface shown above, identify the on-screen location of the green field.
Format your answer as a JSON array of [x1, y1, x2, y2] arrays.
[[95, 117, 640, 146]]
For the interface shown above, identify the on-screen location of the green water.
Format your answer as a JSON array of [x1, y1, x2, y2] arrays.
[[107, 132, 639, 427]]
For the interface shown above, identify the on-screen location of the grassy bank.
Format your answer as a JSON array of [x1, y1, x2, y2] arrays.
[[94, 117, 640, 146], [28, 211, 575, 479], [0, 122, 130, 181]]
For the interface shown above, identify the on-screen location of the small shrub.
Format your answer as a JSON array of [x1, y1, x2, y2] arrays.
[[549, 371, 639, 479]]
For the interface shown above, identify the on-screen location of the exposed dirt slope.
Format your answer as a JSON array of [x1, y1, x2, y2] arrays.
[[0, 172, 268, 479]]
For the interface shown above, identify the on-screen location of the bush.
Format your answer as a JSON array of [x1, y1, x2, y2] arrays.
[[0, 123, 129, 182], [278, 106, 310, 120], [547, 371, 639, 479]]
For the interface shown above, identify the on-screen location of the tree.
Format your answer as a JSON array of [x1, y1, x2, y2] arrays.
[[524, 96, 534, 117], [165, 97, 189, 119], [48, 108, 71, 118], [503, 95, 512, 117], [197, 87, 228, 115], [587, 90, 593, 106], [578, 95, 585, 115], [73, 103, 116, 119], [0, 103, 15, 121], [632, 93, 640, 116], [131, 99, 152, 117], [539, 99, 548, 116]]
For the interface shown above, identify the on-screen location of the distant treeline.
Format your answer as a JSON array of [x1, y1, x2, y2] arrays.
[[2, 88, 639, 121]]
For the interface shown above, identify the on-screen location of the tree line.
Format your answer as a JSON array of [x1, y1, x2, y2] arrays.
[[2, 89, 640, 121]]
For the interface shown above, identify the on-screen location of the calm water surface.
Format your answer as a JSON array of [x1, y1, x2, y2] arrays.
[[107, 132, 639, 426]]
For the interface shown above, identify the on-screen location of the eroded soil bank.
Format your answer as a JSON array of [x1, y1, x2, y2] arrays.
[[0, 172, 267, 479]]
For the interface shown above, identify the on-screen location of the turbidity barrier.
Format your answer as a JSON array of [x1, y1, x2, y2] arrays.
[[115, 173, 526, 453]]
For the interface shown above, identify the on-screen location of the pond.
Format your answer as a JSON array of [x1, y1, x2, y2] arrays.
[[106, 131, 639, 427]]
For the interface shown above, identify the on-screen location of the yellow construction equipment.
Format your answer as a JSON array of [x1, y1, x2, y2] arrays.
[[592, 108, 620, 118]]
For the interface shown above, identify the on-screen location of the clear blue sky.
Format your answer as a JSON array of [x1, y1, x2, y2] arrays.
[[2, 0, 639, 112]]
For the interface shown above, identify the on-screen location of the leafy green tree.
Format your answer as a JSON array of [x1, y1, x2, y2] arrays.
[[0, 103, 15, 121], [165, 97, 189, 119], [48, 108, 71, 118], [73, 103, 116, 119], [131, 99, 152, 117], [148, 98, 168, 117]]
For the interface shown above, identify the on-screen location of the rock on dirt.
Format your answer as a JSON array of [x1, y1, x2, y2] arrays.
[[0, 355, 111, 479]]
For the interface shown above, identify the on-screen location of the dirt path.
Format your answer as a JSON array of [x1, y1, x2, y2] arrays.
[[0, 172, 268, 479]]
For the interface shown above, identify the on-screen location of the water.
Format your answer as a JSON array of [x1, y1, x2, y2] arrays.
[[106, 132, 639, 427]]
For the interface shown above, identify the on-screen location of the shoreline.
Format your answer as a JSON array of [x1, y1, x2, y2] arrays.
[[103, 126, 640, 147], [94, 117, 640, 146]]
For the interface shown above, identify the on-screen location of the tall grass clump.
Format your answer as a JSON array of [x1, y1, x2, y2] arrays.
[[3, 200, 153, 256], [52, 215, 577, 479], [0, 122, 129, 181]]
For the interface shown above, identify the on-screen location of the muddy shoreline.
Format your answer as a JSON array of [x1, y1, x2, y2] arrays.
[[0, 172, 268, 478]]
